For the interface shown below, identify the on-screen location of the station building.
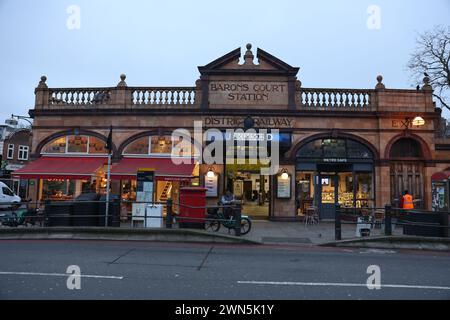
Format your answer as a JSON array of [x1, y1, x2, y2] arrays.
[[15, 44, 450, 220]]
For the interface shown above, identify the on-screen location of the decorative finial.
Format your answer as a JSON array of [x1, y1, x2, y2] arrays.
[[243, 43, 255, 66], [37, 75, 48, 89], [117, 74, 127, 87], [422, 76, 432, 91], [375, 75, 385, 90]]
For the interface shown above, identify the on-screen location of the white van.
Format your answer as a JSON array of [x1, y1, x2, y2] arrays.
[[0, 181, 21, 209]]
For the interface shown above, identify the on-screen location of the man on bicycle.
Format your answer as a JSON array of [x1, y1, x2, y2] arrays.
[[220, 190, 236, 220]]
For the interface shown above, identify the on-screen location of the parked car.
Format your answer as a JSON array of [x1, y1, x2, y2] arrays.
[[0, 181, 21, 209]]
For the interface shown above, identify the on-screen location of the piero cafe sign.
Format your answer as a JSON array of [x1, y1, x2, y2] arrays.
[[209, 81, 289, 106]]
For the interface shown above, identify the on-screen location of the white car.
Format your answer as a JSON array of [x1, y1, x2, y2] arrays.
[[0, 182, 21, 209]]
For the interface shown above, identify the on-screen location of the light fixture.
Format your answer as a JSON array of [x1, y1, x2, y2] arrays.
[[280, 168, 289, 180], [207, 168, 215, 178], [412, 116, 425, 127]]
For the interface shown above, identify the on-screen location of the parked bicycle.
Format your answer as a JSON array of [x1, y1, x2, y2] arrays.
[[206, 205, 252, 235]]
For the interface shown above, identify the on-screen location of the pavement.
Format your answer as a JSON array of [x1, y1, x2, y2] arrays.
[[0, 240, 449, 300], [2, 217, 448, 251], [236, 220, 403, 244]]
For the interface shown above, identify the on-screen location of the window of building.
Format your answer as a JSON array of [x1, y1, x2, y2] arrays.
[[123, 135, 194, 156], [42, 136, 107, 154], [18, 145, 29, 160], [390, 138, 422, 158], [7, 144, 14, 159], [297, 138, 373, 160]]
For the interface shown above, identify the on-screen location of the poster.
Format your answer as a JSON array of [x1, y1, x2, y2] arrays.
[[277, 175, 291, 199], [233, 180, 243, 198], [205, 174, 218, 197]]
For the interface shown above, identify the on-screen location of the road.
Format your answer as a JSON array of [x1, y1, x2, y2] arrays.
[[0, 240, 449, 300]]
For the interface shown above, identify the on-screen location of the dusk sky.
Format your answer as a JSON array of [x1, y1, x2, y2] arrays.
[[0, 0, 449, 123]]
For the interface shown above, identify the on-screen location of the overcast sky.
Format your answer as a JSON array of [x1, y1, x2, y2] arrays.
[[0, 0, 449, 123]]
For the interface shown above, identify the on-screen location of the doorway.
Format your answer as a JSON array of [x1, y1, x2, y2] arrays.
[[225, 164, 270, 219]]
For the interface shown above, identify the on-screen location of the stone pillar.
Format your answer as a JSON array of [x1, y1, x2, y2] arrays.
[[271, 165, 296, 220], [377, 165, 391, 207], [115, 74, 129, 109], [34, 76, 49, 110]]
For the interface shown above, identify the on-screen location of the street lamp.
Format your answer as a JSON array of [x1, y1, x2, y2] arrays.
[[11, 114, 33, 126]]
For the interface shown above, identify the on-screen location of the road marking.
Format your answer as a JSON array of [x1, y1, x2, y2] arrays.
[[237, 281, 450, 291], [0, 271, 123, 280]]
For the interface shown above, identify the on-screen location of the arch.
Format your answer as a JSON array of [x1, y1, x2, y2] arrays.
[[289, 132, 380, 161], [35, 129, 117, 155], [117, 130, 197, 156], [384, 133, 432, 161]]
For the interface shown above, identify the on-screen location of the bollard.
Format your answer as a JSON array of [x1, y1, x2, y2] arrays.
[[335, 203, 341, 240], [166, 198, 173, 229], [385, 204, 392, 236], [234, 204, 242, 237]]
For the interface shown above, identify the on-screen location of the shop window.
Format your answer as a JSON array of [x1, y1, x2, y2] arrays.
[[42, 137, 66, 154], [89, 137, 107, 154], [7, 144, 14, 159], [296, 172, 315, 215], [42, 136, 107, 155], [67, 136, 88, 153], [151, 136, 172, 154], [356, 173, 374, 208], [18, 145, 29, 160], [123, 137, 150, 155], [123, 135, 194, 156], [42, 179, 76, 200]]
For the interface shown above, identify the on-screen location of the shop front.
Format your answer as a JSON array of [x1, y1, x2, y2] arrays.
[[295, 138, 375, 220]]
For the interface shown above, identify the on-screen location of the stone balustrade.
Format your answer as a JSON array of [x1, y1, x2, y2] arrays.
[[34, 74, 434, 112], [298, 88, 373, 110], [131, 87, 196, 105], [49, 88, 114, 106]]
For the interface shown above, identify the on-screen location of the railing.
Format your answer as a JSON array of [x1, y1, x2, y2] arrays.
[[0, 200, 245, 237], [131, 87, 196, 105], [334, 204, 450, 240], [299, 88, 373, 110], [49, 88, 114, 106]]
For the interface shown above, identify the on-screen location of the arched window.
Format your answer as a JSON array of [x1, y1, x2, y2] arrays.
[[390, 138, 422, 158], [42, 135, 107, 154], [297, 138, 373, 160], [123, 135, 193, 156]]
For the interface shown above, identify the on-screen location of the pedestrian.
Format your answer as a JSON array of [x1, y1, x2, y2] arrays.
[[401, 190, 414, 210]]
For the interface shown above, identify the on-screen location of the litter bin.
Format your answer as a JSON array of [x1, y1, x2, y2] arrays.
[[45, 201, 73, 227], [98, 194, 121, 227], [73, 193, 100, 227], [178, 187, 207, 229]]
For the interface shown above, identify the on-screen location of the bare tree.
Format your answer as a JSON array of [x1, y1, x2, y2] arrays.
[[408, 26, 450, 111]]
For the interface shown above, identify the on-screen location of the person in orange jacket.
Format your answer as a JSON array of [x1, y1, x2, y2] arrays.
[[401, 190, 414, 210]]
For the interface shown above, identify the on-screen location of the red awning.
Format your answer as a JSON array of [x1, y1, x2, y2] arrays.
[[110, 157, 196, 181], [432, 171, 450, 181], [13, 156, 108, 180]]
